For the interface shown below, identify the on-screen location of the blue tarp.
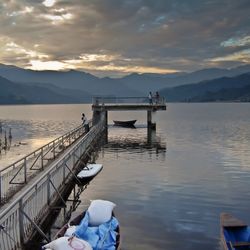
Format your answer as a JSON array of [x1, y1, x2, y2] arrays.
[[74, 212, 119, 250]]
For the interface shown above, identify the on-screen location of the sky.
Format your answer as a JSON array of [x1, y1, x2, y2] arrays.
[[0, 0, 250, 77]]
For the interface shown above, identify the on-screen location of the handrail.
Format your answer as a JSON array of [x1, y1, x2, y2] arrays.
[[0, 126, 93, 216], [0, 120, 93, 204], [92, 96, 165, 105], [0, 114, 106, 250], [1, 122, 90, 172]]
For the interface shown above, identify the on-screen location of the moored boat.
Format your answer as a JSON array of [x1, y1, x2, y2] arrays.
[[43, 200, 121, 250], [113, 119, 136, 127], [76, 163, 103, 184], [220, 213, 250, 249]]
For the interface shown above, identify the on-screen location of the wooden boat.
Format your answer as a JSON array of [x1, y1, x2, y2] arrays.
[[220, 213, 250, 249], [55, 211, 121, 249], [76, 164, 103, 184], [113, 120, 136, 127]]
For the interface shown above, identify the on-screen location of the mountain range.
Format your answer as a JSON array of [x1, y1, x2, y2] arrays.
[[0, 63, 250, 104], [0, 75, 89, 104], [159, 73, 250, 102]]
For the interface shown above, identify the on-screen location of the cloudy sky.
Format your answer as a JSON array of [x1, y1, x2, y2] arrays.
[[0, 0, 250, 77]]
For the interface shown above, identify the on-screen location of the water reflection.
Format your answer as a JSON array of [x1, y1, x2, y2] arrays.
[[0, 119, 78, 168], [1, 103, 250, 250], [105, 127, 166, 157], [0, 123, 12, 154], [0, 104, 92, 168]]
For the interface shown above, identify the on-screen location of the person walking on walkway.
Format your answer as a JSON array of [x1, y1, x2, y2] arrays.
[[81, 113, 89, 132]]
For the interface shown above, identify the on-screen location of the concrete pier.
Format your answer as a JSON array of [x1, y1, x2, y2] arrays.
[[92, 96, 166, 130]]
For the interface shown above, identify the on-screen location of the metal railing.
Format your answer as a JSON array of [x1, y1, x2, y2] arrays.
[[0, 120, 93, 204], [0, 114, 105, 250], [92, 96, 165, 105]]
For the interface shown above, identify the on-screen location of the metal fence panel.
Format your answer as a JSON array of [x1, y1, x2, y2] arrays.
[[0, 114, 105, 250]]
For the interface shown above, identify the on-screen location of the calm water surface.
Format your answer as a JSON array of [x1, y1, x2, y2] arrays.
[[1, 103, 250, 250], [0, 104, 92, 167]]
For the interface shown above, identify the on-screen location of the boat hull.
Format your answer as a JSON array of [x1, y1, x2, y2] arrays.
[[113, 120, 136, 127], [220, 213, 250, 250], [76, 164, 103, 185]]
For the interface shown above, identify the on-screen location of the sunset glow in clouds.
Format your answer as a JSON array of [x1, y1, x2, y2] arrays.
[[0, 0, 250, 76]]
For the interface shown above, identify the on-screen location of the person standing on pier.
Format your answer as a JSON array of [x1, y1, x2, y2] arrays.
[[148, 91, 153, 105], [82, 113, 89, 132], [155, 91, 160, 104]]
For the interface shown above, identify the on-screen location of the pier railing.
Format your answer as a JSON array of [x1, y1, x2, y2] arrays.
[[0, 114, 105, 250], [0, 120, 93, 204], [92, 96, 165, 105]]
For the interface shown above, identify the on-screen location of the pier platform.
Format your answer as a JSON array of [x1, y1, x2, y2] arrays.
[[92, 96, 166, 111], [92, 96, 167, 129]]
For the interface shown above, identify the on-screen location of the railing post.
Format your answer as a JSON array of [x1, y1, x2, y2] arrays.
[[19, 198, 25, 246], [47, 173, 50, 206], [68, 133, 71, 145], [24, 158, 27, 183], [63, 161, 66, 181], [0, 173, 2, 204], [73, 149, 76, 167], [41, 148, 44, 170], [53, 141, 55, 159], [61, 135, 64, 150]]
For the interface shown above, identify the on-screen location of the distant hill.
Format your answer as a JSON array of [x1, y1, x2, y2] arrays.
[[1, 63, 250, 96], [118, 64, 250, 93], [0, 76, 89, 104], [0, 64, 142, 97], [18, 81, 91, 102], [189, 84, 250, 102], [159, 73, 250, 102]]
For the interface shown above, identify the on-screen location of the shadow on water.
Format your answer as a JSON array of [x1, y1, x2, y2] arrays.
[[2, 104, 250, 250], [25, 183, 88, 249], [112, 124, 137, 129], [25, 140, 103, 250], [105, 128, 166, 156], [26, 127, 167, 249], [0, 122, 13, 154]]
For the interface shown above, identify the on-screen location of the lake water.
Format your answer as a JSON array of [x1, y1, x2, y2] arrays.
[[1, 103, 250, 249], [0, 104, 92, 167]]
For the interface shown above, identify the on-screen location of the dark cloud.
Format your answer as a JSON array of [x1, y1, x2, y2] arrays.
[[0, 0, 250, 76]]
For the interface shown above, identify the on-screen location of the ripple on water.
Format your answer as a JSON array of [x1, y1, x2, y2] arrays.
[[1, 103, 250, 250]]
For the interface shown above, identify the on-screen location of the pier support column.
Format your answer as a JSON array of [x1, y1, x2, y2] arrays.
[[92, 110, 101, 125], [104, 111, 108, 142], [147, 110, 151, 128], [147, 110, 156, 130], [147, 127, 156, 145], [93, 109, 108, 142]]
